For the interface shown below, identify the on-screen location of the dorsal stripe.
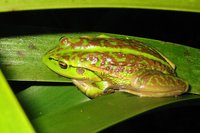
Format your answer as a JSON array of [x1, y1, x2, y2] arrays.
[[62, 46, 171, 68]]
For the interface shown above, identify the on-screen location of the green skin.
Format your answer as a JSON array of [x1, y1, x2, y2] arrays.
[[43, 35, 188, 98]]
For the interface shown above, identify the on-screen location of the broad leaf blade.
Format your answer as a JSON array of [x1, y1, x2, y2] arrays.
[[0, 35, 69, 82], [16, 85, 200, 133], [17, 85, 90, 119], [1, 33, 199, 132], [0, 0, 200, 13], [0, 33, 200, 94], [0, 70, 35, 133]]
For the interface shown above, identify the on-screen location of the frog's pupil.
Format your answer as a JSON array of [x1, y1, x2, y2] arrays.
[[59, 61, 68, 69]]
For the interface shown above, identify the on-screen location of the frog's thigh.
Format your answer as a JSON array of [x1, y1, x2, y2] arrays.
[[72, 79, 113, 98], [127, 70, 189, 97]]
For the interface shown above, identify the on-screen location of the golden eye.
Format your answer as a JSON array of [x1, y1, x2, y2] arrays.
[[59, 61, 68, 69]]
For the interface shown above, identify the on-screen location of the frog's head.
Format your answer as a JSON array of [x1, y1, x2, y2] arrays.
[[42, 36, 81, 78], [42, 45, 99, 80], [42, 45, 74, 77]]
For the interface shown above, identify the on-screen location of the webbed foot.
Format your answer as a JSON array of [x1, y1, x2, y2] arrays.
[[72, 79, 114, 98]]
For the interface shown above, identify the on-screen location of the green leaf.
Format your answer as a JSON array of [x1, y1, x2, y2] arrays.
[[0, 70, 35, 133], [17, 85, 90, 120], [16, 85, 200, 133], [1, 32, 200, 132], [0, 33, 200, 94], [0, 34, 69, 82], [0, 0, 200, 13]]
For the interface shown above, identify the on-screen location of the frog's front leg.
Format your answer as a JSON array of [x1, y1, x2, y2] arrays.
[[123, 70, 189, 97], [72, 79, 114, 98]]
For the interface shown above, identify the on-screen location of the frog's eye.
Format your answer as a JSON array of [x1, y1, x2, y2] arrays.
[[59, 61, 68, 69]]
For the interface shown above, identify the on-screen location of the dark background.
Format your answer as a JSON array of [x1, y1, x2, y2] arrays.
[[0, 9, 200, 48], [0, 9, 200, 132], [101, 99, 200, 133]]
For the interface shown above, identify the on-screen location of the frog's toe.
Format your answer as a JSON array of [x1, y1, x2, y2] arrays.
[[103, 87, 115, 94]]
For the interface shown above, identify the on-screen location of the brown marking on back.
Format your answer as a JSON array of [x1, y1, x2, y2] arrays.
[[86, 55, 99, 64], [64, 56, 70, 60], [56, 47, 64, 52], [71, 39, 84, 48], [61, 37, 164, 61], [114, 66, 125, 73], [68, 52, 173, 76]]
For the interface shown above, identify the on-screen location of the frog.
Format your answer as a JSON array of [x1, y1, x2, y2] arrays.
[[42, 35, 188, 98]]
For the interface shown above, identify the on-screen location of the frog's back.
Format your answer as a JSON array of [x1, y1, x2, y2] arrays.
[[58, 37, 175, 77], [60, 37, 164, 59]]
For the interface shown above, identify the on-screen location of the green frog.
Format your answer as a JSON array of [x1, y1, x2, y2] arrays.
[[43, 35, 188, 98]]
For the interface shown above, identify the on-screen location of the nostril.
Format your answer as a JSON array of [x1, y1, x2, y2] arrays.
[[48, 57, 53, 60], [48, 56, 57, 61]]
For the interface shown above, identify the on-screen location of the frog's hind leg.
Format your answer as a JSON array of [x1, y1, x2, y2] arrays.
[[121, 70, 189, 97], [72, 79, 114, 98]]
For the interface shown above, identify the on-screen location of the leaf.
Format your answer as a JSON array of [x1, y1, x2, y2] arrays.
[[17, 85, 90, 120], [16, 85, 200, 133], [0, 70, 35, 133], [0, 34, 69, 82], [0, 0, 200, 13], [1, 32, 200, 132], [0, 32, 200, 94]]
